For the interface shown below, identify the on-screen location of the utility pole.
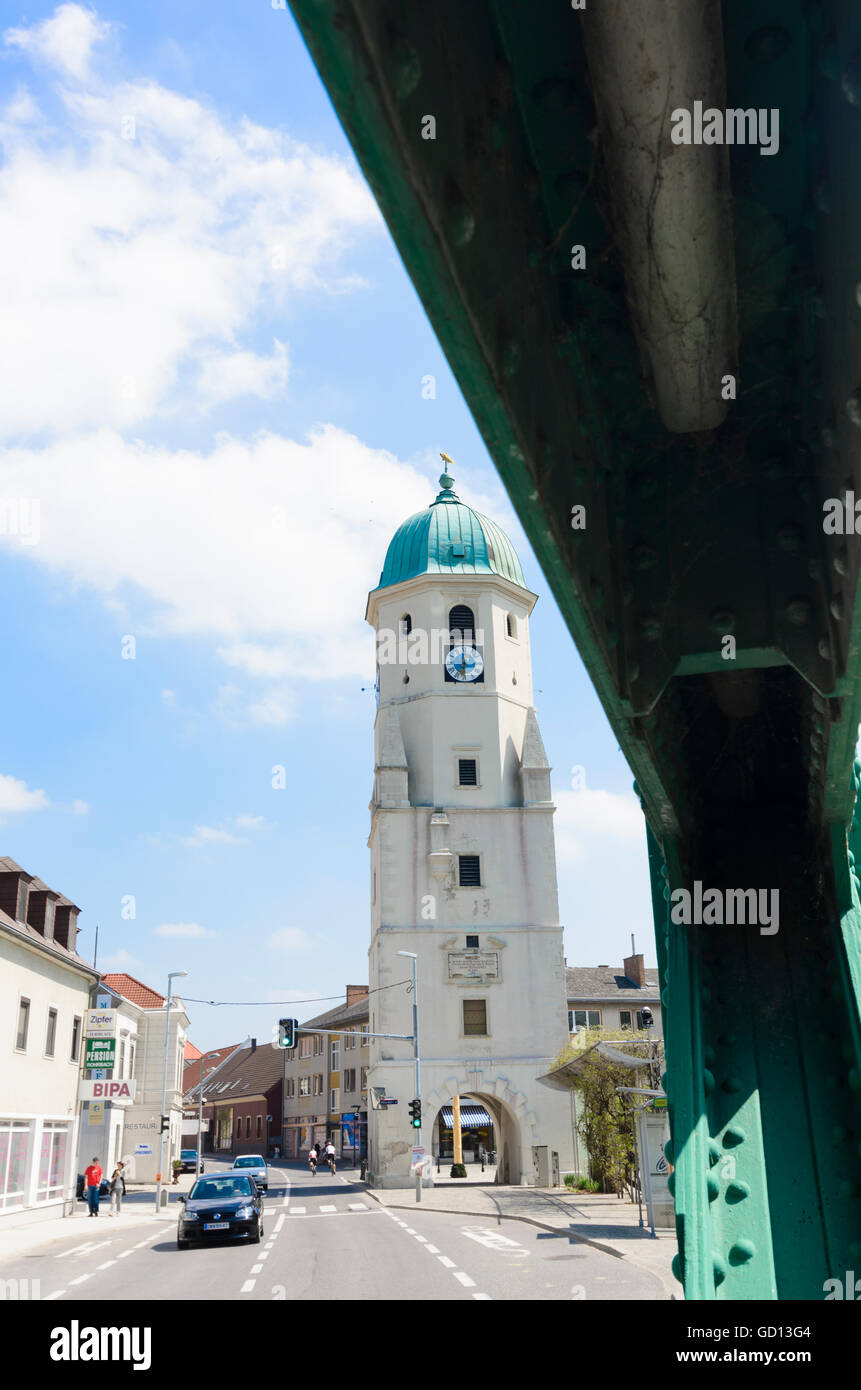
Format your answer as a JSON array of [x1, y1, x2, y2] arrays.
[[397, 951, 422, 1203], [155, 970, 187, 1213]]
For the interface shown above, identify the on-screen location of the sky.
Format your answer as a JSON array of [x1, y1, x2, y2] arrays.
[[0, 2, 655, 1051]]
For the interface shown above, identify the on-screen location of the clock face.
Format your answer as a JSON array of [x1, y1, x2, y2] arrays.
[[445, 644, 484, 682]]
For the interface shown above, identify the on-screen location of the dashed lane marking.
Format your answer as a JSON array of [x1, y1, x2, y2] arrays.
[[45, 1291, 65, 1301], [274, 1215, 286, 1233], [289, 1207, 307, 1215], [258, 1251, 269, 1260], [96, 1260, 116, 1270], [69, 1274, 91, 1286], [453, 1272, 476, 1288], [319, 1205, 336, 1213], [438, 1257, 456, 1269], [473, 1293, 492, 1301], [348, 1203, 367, 1211], [425, 1245, 440, 1255], [55, 1242, 98, 1259], [413, 1235, 428, 1243], [240, 1279, 255, 1293], [117, 1250, 134, 1258], [250, 1264, 263, 1275]]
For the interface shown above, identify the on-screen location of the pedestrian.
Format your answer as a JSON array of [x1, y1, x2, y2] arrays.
[[84, 1156, 103, 1217], [108, 1161, 125, 1216]]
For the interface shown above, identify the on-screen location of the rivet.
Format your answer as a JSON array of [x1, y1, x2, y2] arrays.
[[842, 62, 861, 106], [712, 1254, 727, 1287], [638, 614, 662, 642], [671, 1253, 684, 1284], [729, 1239, 756, 1265], [821, 422, 838, 449], [390, 37, 421, 99], [723, 1125, 746, 1148], [710, 608, 735, 633], [726, 1180, 751, 1204], [722, 1076, 742, 1093], [819, 636, 833, 660], [703, 1069, 715, 1095], [847, 389, 861, 427], [706, 1174, 720, 1202], [707, 1140, 721, 1168], [834, 547, 849, 577], [786, 597, 812, 626]]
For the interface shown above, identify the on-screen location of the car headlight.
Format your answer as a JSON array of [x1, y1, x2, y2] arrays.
[[234, 1206, 254, 1219], [182, 1211, 199, 1222]]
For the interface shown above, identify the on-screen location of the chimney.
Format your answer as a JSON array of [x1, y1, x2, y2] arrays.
[[345, 984, 369, 1006], [624, 953, 646, 988]]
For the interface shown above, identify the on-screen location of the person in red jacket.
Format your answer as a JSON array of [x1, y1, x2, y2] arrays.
[[84, 1157, 103, 1217]]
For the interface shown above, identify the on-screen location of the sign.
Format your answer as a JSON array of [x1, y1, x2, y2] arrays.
[[85, 1009, 117, 1038], [78, 1079, 136, 1105], [134, 1144, 152, 1156], [85, 1037, 116, 1068], [89, 1102, 104, 1126], [96, 995, 111, 1009], [381, 1098, 398, 1106], [410, 1146, 425, 1171], [91, 1069, 106, 1081], [447, 951, 499, 979]]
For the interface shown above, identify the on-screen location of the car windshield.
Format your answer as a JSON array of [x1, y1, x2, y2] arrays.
[[188, 1177, 253, 1200], [180, 1151, 196, 1159], [233, 1157, 264, 1168]]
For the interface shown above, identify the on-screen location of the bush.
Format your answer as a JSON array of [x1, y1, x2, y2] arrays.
[[449, 1163, 467, 1179], [563, 1173, 577, 1189], [576, 1176, 600, 1192]]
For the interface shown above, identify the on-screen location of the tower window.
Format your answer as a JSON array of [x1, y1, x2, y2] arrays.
[[465, 935, 479, 949], [448, 604, 475, 643], [400, 613, 412, 636], [463, 999, 488, 1036], [458, 855, 481, 887], [506, 613, 517, 639], [458, 758, 477, 786]]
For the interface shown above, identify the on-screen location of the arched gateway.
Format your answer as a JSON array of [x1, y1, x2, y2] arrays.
[[364, 462, 575, 1188]]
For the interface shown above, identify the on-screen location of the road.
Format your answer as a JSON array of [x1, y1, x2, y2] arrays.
[[7, 1161, 664, 1302]]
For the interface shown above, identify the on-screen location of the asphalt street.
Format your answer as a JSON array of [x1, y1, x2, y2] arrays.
[[7, 1161, 664, 1302]]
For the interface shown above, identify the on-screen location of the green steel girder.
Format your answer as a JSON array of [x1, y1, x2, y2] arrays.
[[289, 0, 861, 1296]]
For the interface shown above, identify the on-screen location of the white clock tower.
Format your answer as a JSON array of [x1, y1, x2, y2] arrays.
[[365, 461, 575, 1187]]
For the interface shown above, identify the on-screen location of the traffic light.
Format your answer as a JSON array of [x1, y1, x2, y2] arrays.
[[160, 1115, 169, 1133], [408, 1098, 422, 1129], [278, 1018, 298, 1049]]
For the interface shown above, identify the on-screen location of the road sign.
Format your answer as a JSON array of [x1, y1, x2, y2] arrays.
[[89, 1102, 104, 1126], [134, 1144, 152, 1156], [85, 1009, 116, 1038], [380, 1097, 398, 1106], [85, 1037, 116, 1068]]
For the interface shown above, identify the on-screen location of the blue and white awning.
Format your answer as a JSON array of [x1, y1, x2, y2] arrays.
[[439, 1105, 493, 1130]]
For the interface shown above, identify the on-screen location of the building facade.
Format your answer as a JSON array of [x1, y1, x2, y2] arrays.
[[280, 988, 370, 1161], [364, 465, 575, 1187], [0, 857, 100, 1223], [566, 955, 663, 1038]]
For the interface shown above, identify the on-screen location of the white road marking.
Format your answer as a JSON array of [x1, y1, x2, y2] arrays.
[[250, 1263, 263, 1274], [473, 1292, 492, 1300], [45, 1290, 65, 1301], [453, 1272, 476, 1287], [265, 1241, 276, 1250], [290, 1207, 307, 1215], [438, 1256, 456, 1269], [274, 1215, 286, 1233], [69, 1274, 91, 1286], [240, 1279, 256, 1293], [117, 1250, 134, 1258], [348, 1203, 367, 1211], [425, 1245, 440, 1255], [258, 1251, 269, 1260], [404, 1227, 417, 1234], [87, 1241, 111, 1254], [133, 1241, 150, 1249], [55, 1242, 94, 1259], [319, 1205, 336, 1213], [413, 1235, 428, 1243], [461, 1227, 528, 1256], [96, 1260, 116, 1270]]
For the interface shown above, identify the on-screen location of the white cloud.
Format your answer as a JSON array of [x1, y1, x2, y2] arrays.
[[161, 689, 176, 705], [181, 825, 245, 849], [100, 946, 142, 971], [0, 12, 381, 437], [0, 772, 50, 814], [234, 815, 265, 829], [5, 4, 111, 83], [154, 921, 213, 938], [71, 798, 91, 815], [554, 788, 644, 862], [0, 426, 431, 687], [268, 927, 312, 952]]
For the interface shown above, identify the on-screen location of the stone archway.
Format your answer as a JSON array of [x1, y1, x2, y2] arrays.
[[425, 1069, 538, 1186]]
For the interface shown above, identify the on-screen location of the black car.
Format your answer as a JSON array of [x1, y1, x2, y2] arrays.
[[179, 1149, 203, 1173], [177, 1174, 263, 1249], [76, 1174, 110, 1202]]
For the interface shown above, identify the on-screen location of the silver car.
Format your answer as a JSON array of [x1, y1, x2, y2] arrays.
[[232, 1154, 268, 1191]]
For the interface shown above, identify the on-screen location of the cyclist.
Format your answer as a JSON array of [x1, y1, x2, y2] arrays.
[[325, 1139, 337, 1174], [308, 1145, 318, 1176]]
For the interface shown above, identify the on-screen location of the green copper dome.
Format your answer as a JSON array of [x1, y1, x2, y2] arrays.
[[378, 466, 526, 590]]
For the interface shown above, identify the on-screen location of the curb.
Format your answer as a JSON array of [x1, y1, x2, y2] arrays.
[[362, 1188, 678, 1299]]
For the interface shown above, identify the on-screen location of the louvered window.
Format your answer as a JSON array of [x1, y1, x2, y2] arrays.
[[458, 758, 477, 786], [465, 935, 479, 949], [458, 855, 481, 886], [463, 999, 487, 1036], [449, 604, 475, 642], [400, 613, 412, 636]]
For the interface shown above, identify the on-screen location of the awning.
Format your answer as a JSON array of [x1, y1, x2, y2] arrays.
[[439, 1105, 492, 1130]]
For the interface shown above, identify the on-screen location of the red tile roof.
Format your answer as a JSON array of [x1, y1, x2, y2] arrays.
[[101, 972, 166, 1008], [184, 1040, 203, 1062]]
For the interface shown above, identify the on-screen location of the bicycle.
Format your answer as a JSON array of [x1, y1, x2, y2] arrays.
[[327, 1155, 336, 1176], [309, 1157, 317, 1177]]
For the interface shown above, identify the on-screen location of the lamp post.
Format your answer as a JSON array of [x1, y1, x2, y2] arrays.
[[197, 1050, 222, 1177], [155, 970, 187, 1212], [396, 950, 421, 1204]]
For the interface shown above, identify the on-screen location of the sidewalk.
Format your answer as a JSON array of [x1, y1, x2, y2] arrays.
[[0, 1183, 188, 1265], [362, 1181, 679, 1297]]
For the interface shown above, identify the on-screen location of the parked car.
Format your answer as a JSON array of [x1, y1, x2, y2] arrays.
[[177, 1174, 263, 1249], [179, 1149, 202, 1173], [75, 1173, 110, 1202], [231, 1154, 268, 1191]]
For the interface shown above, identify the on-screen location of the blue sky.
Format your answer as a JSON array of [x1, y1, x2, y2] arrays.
[[0, 2, 654, 1050]]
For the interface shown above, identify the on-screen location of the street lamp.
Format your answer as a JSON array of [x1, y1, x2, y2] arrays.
[[196, 1050, 223, 1178], [155, 971, 187, 1213], [396, 950, 422, 1204]]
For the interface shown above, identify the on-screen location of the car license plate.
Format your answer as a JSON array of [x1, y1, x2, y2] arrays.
[[204, 1222, 229, 1230]]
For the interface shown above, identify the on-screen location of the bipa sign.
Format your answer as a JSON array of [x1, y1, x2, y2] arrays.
[[78, 1080, 136, 1105]]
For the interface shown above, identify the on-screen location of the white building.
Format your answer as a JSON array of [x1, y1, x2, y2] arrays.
[[74, 981, 142, 1182], [0, 857, 100, 1224], [99, 973, 189, 1184], [365, 463, 575, 1187]]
